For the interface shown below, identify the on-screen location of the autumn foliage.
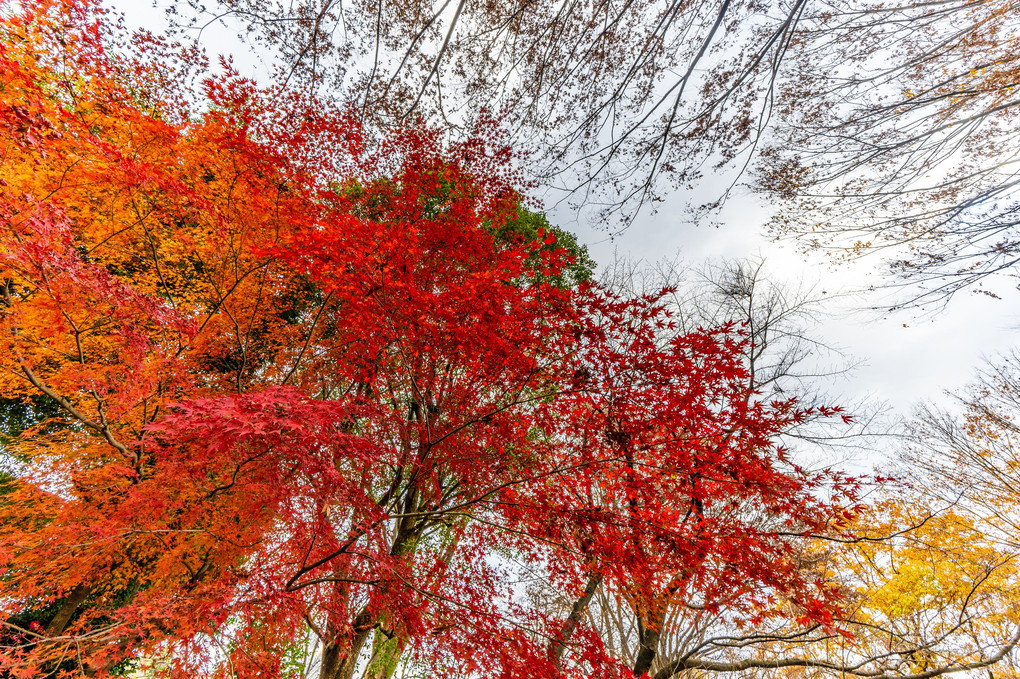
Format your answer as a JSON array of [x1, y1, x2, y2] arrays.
[[0, 2, 861, 677]]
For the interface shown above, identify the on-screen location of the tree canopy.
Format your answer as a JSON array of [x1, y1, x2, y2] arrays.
[[4, 1, 1020, 678], [759, 0, 1020, 305], [175, 0, 1020, 303], [0, 3, 864, 677]]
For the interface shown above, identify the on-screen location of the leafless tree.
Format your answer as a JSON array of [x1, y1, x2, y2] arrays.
[[177, 0, 812, 223], [170, 0, 1020, 304], [906, 350, 1020, 555], [758, 0, 1020, 307]]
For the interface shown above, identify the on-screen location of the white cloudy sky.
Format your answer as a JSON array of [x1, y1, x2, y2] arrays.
[[116, 1, 1020, 430]]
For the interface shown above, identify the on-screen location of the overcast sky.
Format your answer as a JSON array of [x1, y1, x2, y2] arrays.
[[116, 1, 1020, 433]]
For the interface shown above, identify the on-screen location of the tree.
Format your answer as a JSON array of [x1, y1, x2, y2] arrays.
[[169, 0, 824, 223], [524, 258, 896, 679], [513, 283, 861, 678], [825, 498, 1020, 679], [633, 350, 1020, 679], [879, 350, 1020, 674], [0, 3, 862, 678], [176, 0, 1020, 295], [906, 350, 1020, 563], [758, 0, 1020, 306]]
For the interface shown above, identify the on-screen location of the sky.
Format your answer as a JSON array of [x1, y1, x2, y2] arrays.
[[115, 1, 1020, 434]]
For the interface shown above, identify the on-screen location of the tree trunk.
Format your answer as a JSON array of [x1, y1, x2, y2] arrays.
[[548, 572, 603, 669], [45, 583, 90, 637], [363, 629, 405, 679], [318, 623, 374, 679], [632, 611, 664, 678]]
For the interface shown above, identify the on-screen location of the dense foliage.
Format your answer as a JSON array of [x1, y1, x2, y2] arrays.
[[0, 3, 865, 678]]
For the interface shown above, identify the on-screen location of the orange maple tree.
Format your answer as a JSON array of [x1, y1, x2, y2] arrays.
[[0, 2, 861, 678]]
